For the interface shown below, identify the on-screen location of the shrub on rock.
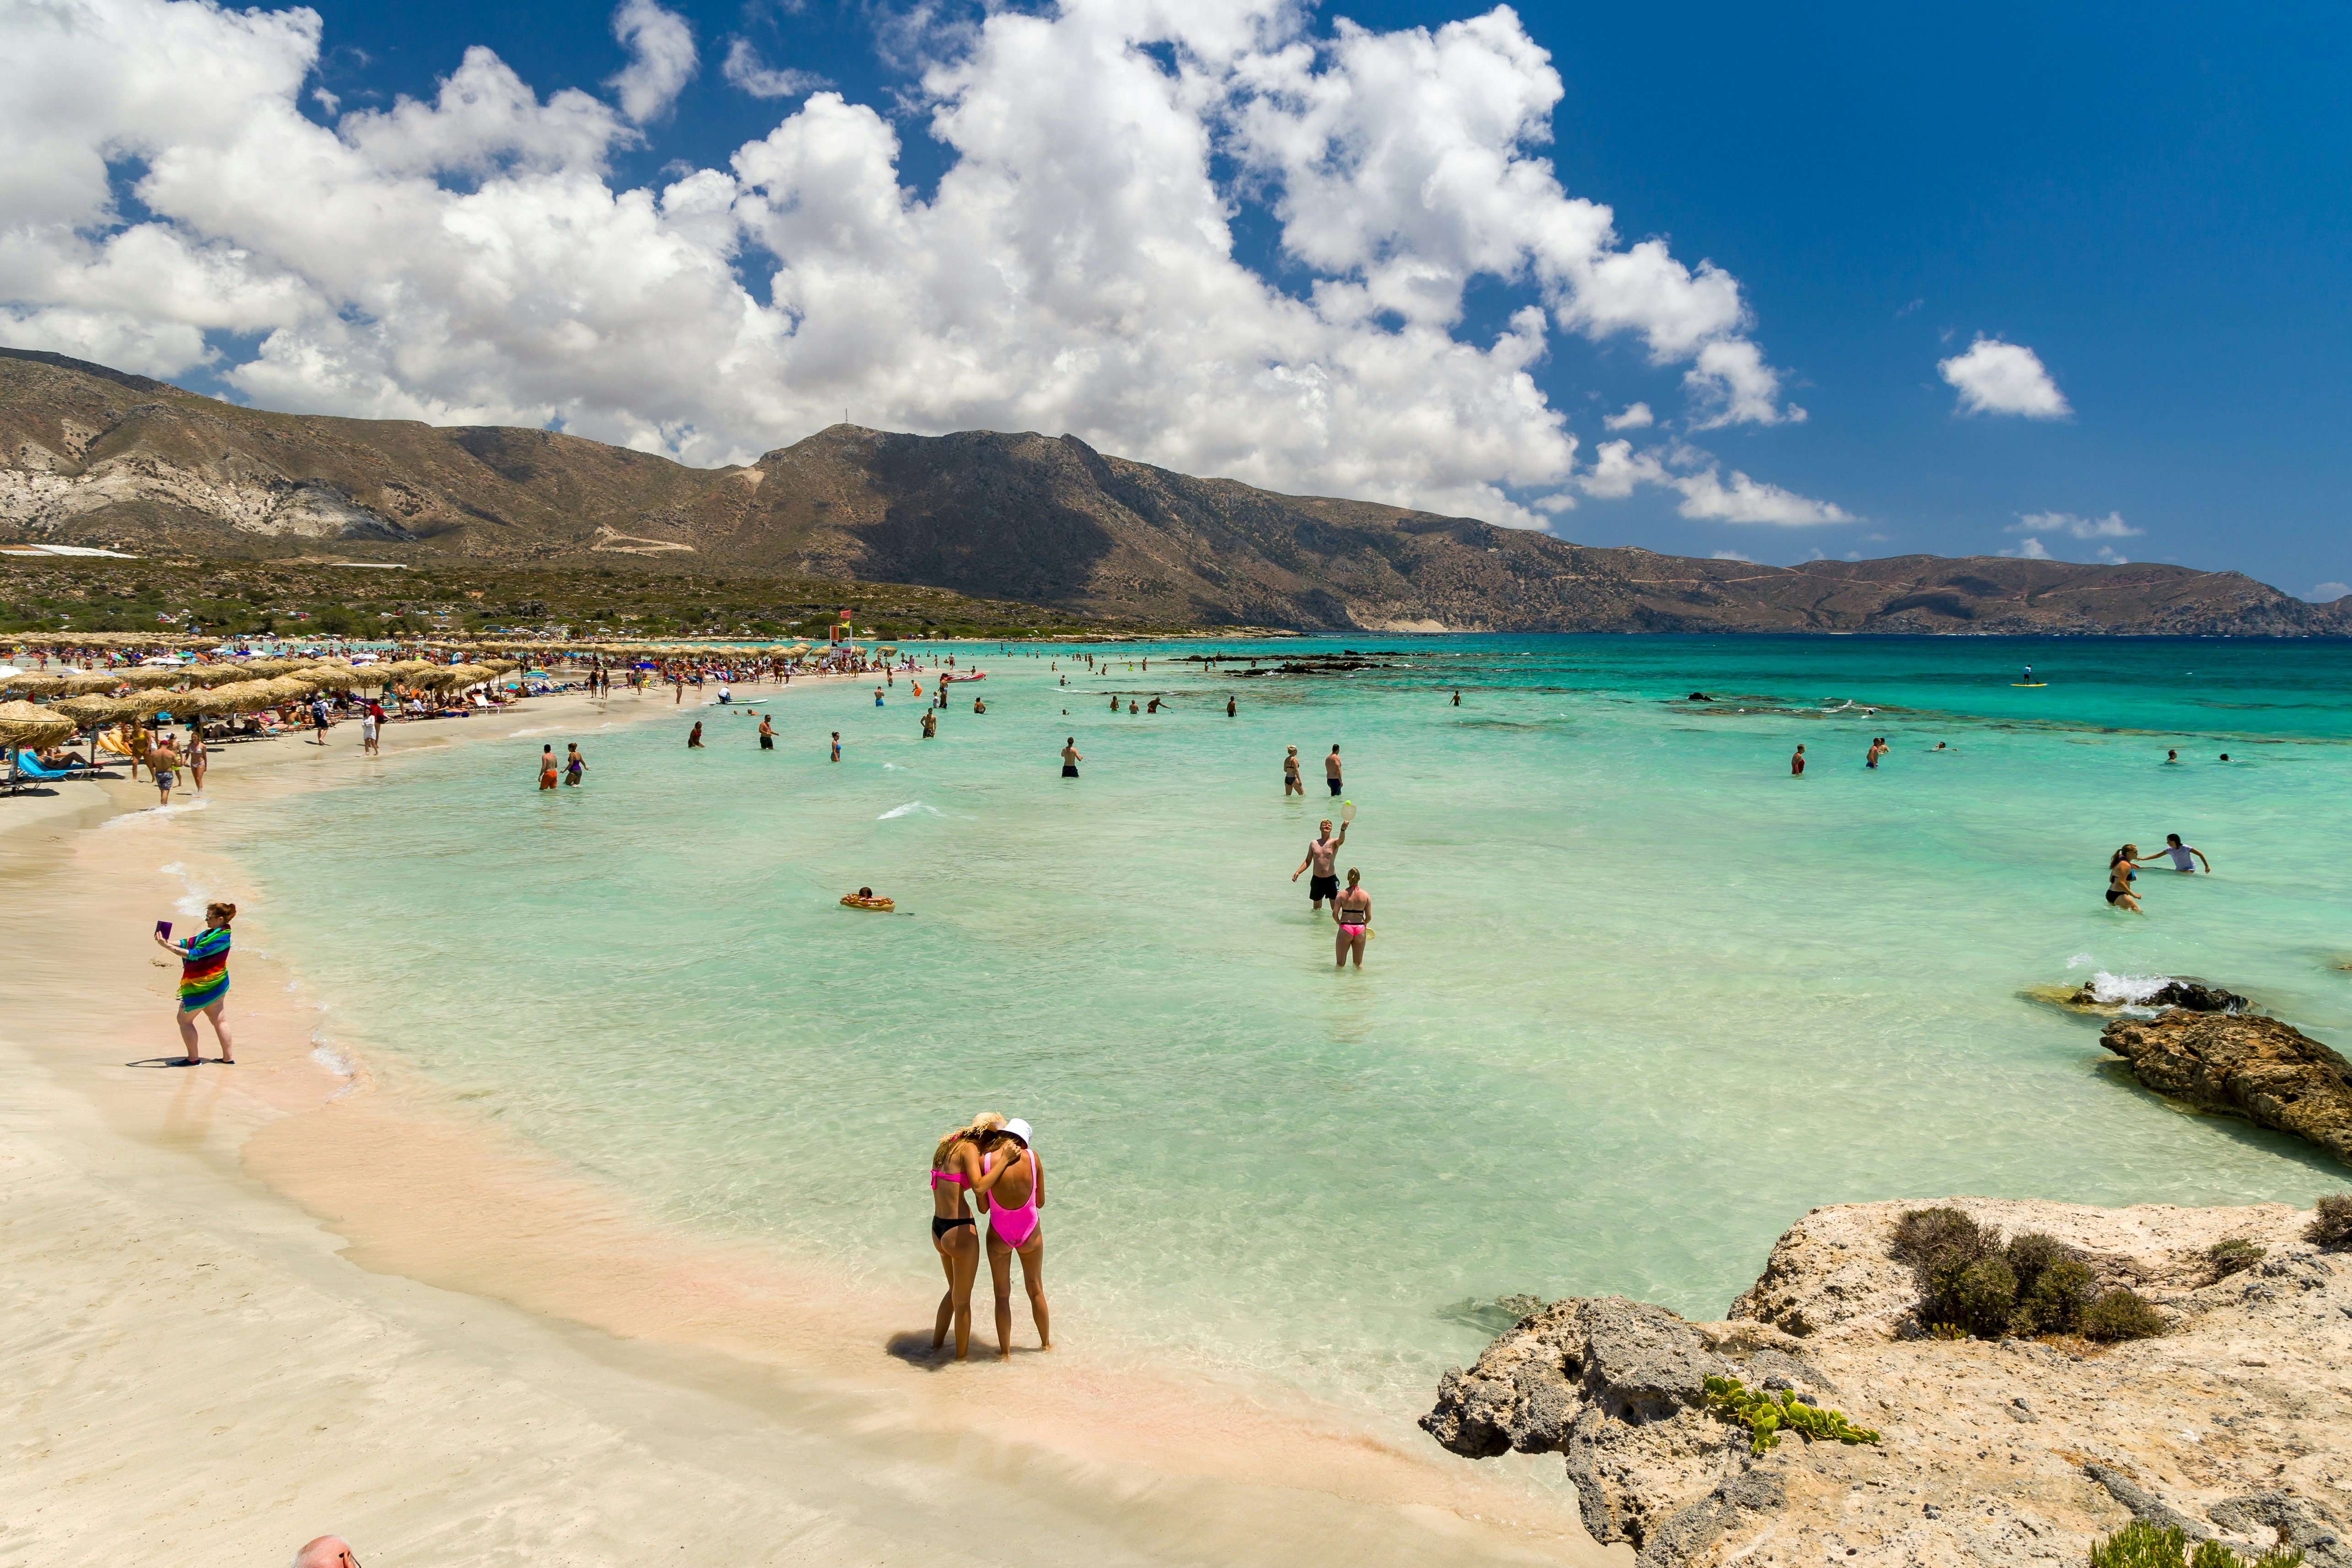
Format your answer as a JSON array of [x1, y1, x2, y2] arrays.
[[2086, 1519, 2303, 1567], [2306, 1194, 2352, 1252], [2079, 1288, 2166, 1342], [2205, 1239, 2265, 1279]]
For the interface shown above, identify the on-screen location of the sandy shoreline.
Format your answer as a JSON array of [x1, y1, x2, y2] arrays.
[[0, 681, 1612, 1567]]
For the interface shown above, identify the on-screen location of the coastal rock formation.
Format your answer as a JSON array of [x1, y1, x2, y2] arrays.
[[2102, 1012, 2352, 1167], [1426, 1198, 2352, 1567], [10, 348, 2352, 636]]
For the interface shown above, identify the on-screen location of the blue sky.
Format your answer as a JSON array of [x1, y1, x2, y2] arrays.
[[10, 0, 2347, 595]]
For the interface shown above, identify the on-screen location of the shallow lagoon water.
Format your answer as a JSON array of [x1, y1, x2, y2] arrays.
[[232, 635, 2352, 1419]]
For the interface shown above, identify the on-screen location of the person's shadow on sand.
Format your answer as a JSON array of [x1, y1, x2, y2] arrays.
[[125, 1055, 207, 1068], [883, 1331, 1043, 1369]]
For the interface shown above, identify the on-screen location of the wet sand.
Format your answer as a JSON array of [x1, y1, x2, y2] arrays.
[[0, 681, 1609, 1567]]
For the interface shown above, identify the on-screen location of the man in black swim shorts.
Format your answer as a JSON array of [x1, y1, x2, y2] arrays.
[[1325, 743, 1343, 797], [1292, 818, 1349, 910]]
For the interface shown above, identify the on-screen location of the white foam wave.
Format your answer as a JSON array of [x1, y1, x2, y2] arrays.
[[2078, 971, 2172, 1006], [877, 801, 944, 820], [507, 726, 555, 737], [101, 797, 208, 828], [158, 860, 215, 918]]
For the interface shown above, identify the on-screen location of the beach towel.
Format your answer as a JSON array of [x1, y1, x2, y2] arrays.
[[178, 926, 231, 1013]]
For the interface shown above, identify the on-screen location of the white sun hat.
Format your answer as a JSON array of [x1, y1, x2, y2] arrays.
[[1001, 1117, 1034, 1147]]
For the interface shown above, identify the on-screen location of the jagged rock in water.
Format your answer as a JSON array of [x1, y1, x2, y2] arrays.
[[2101, 1011, 2352, 1166], [2066, 975, 2250, 1012]]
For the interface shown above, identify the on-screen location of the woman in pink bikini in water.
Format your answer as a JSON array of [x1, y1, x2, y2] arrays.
[[929, 1111, 1007, 1360], [980, 1118, 1051, 1359]]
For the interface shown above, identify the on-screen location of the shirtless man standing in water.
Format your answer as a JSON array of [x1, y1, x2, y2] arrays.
[[1292, 818, 1348, 909]]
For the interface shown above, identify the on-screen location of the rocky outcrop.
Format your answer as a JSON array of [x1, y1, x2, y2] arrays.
[[2068, 978, 2250, 1013], [1426, 1198, 2352, 1567], [2103, 1012, 2352, 1167], [1421, 1297, 1837, 1560]]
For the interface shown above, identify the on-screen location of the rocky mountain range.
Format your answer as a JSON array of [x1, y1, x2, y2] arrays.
[[5, 347, 2344, 636]]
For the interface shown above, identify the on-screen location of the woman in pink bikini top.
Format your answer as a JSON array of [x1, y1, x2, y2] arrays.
[[979, 1118, 1052, 1360], [927, 1111, 1005, 1361]]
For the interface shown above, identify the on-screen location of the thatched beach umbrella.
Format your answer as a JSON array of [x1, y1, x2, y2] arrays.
[[0, 699, 77, 751], [193, 681, 277, 716], [1, 671, 67, 696], [56, 670, 126, 695], [52, 695, 131, 729]]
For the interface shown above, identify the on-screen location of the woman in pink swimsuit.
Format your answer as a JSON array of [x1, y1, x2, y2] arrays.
[[1332, 868, 1370, 969], [981, 1118, 1051, 1358], [929, 1111, 1005, 1359]]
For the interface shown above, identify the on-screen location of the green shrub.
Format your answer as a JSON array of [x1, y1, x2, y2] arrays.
[[1894, 1208, 2001, 1335], [1953, 1255, 2020, 1338], [2206, 1239, 2265, 1279], [1898, 1212, 2103, 1339], [2079, 1288, 2166, 1342], [1701, 1375, 1882, 1456], [2016, 1257, 2094, 1336], [2306, 1194, 2352, 1252], [2085, 1520, 2302, 1568], [1893, 1207, 1998, 1275]]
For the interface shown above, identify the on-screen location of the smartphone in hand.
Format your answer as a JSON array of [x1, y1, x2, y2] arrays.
[[155, 920, 172, 939]]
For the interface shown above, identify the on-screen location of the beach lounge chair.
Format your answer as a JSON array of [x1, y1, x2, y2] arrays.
[[11, 749, 97, 783]]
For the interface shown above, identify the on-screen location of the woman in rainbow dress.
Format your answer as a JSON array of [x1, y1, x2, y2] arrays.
[[156, 901, 236, 1065]]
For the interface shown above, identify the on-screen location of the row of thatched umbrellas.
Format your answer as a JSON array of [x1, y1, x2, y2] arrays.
[[0, 658, 523, 754]]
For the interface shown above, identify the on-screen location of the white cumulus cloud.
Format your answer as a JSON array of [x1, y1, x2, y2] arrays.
[[2010, 510, 2137, 540], [0, 0, 1830, 530], [608, 0, 697, 123], [2309, 582, 2350, 603], [2001, 538, 2050, 560], [722, 39, 828, 99], [1572, 439, 1847, 524], [1939, 335, 2070, 419], [1603, 400, 1652, 430]]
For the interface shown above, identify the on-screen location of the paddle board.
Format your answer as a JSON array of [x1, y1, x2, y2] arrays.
[[2011, 683, 2049, 687]]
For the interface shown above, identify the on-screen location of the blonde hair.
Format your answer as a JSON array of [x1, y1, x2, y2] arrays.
[[206, 901, 237, 924], [933, 1110, 1005, 1171]]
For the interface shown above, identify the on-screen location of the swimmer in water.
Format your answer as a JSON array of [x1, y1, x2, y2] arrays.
[[1931, 741, 1948, 751], [1790, 744, 1806, 776], [1060, 738, 1080, 778], [686, 722, 704, 749], [1293, 818, 1348, 909], [2165, 749, 2179, 764], [2156, 833, 2210, 873], [1332, 869, 1370, 970], [1226, 695, 1235, 717], [1283, 746, 1303, 797], [830, 731, 841, 762], [1866, 737, 1888, 769], [1452, 689, 1461, 706], [2106, 846, 2144, 912]]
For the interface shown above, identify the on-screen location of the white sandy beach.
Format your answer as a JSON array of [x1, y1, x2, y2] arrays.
[[0, 682, 1613, 1568]]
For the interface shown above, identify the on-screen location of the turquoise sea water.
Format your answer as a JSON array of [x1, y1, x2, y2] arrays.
[[230, 635, 2352, 1419]]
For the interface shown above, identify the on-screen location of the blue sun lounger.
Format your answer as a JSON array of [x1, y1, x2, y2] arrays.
[[11, 749, 98, 784]]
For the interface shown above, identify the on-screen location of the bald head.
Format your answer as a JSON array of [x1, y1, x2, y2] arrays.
[[293, 1538, 360, 1568]]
